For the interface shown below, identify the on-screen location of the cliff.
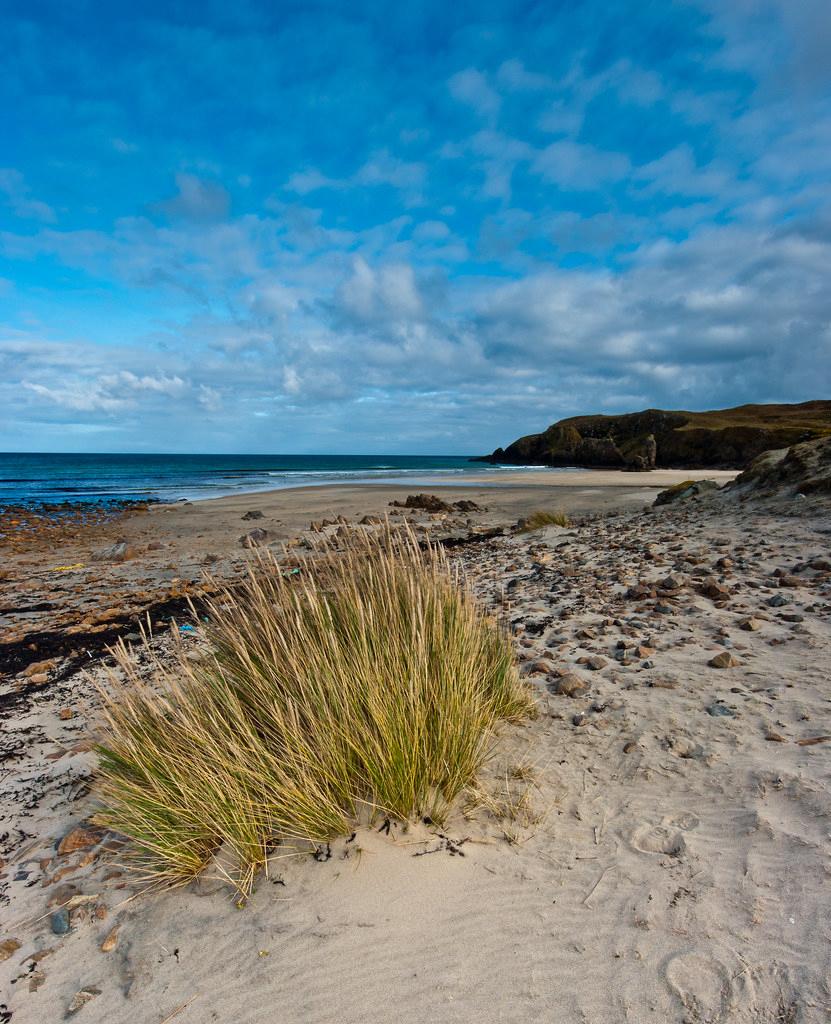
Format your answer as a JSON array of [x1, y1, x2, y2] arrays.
[[480, 401, 831, 470]]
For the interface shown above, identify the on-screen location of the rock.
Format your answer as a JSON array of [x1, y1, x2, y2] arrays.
[[550, 672, 588, 697], [24, 658, 56, 677], [577, 655, 608, 671], [731, 433, 831, 497], [623, 741, 638, 753], [767, 594, 791, 607], [671, 737, 703, 759], [453, 499, 483, 512], [706, 703, 735, 717], [708, 651, 741, 669], [781, 612, 804, 623], [522, 658, 556, 676], [359, 515, 383, 525], [389, 494, 452, 512], [700, 577, 731, 600], [57, 827, 102, 856], [654, 479, 719, 506], [659, 573, 686, 591], [239, 528, 271, 548], [778, 575, 802, 588], [100, 925, 119, 952], [67, 987, 101, 1015], [241, 510, 264, 521], [0, 938, 21, 962], [739, 617, 762, 631], [94, 539, 136, 562], [50, 908, 71, 934]]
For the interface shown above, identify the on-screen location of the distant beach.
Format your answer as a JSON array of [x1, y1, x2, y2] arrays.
[[0, 452, 569, 507]]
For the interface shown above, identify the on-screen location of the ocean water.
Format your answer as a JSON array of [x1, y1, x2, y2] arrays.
[[0, 452, 556, 506]]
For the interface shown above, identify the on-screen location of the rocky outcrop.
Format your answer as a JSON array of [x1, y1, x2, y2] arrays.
[[479, 401, 831, 470], [729, 435, 831, 497]]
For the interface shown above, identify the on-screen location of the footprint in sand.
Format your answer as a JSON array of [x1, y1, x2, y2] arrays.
[[631, 824, 686, 856], [663, 951, 732, 1021], [667, 811, 700, 831], [631, 811, 700, 855]]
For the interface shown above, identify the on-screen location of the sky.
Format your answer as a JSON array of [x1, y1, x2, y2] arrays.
[[1, 0, 830, 454]]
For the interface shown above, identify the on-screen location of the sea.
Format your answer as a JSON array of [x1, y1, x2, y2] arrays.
[[0, 452, 558, 507]]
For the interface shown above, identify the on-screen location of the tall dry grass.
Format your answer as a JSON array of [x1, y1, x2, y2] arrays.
[[94, 525, 534, 895]]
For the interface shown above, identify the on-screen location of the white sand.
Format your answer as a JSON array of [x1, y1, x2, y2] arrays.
[[2, 481, 830, 1023]]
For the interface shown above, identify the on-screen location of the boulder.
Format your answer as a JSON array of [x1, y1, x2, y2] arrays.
[[389, 494, 452, 512], [653, 479, 720, 507]]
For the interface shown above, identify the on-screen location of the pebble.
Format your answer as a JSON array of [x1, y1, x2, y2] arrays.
[[739, 617, 762, 631], [67, 987, 102, 1015], [57, 826, 102, 856], [100, 925, 119, 952], [706, 703, 735, 717], [50, 908, 71, 934], [550, 673, 588, 697]]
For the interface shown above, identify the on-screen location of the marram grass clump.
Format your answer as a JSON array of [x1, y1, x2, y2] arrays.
[[94, 526, 534, 895], [517, 509, 571, 532]]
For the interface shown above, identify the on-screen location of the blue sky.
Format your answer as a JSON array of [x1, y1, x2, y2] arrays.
[[1, 0, 830, 453]]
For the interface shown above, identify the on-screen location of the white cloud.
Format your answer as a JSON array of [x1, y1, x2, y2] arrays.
[[448, 68, 501, 120], [0, 169, 56, 223]]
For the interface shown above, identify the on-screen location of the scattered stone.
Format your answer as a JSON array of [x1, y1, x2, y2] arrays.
[[577, 655, 608, 671], [57, 827, 102, 857], [550, 673, 588, 697], [100, 925, 119, 953], [241, 510, 264, 521], [50, 908, 71, 934], [67, 987, 102, 1015], [522, 657, 557, 676], [670, 737, 703, 759], [778, 575, 802, 588], [764, 730, 787, 742], [0, 939, 21, 962], [706, 703, 735, 717], [768, 594, 791, 607], [739, 617, 762, 631], [24, 658, 56, 677], [623, 741, 638, 754], [708, 651, 740, 669], [94, 539, 136, 562], [700, 577, 731, 600]]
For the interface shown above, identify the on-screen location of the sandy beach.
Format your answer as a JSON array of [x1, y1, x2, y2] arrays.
[[2, 468, 830, 1023]]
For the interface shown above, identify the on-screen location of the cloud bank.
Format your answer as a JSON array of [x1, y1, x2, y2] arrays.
[[0, 1, 829, 452]]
